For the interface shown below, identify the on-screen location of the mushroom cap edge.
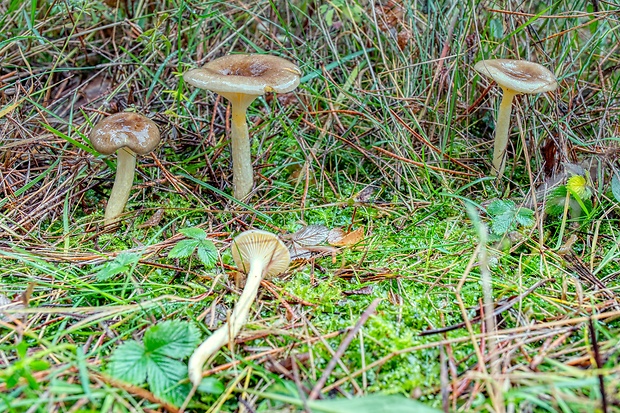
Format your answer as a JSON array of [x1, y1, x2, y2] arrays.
[[474, 59, 558, 94], [231, 229, 291, 278], [184, 54, 301, 96]]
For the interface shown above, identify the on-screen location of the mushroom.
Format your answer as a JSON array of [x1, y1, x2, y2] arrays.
[[187, 229, 290, 386], [474, 59, 558, 177], [183, 54, 301, 199], [89, 112, 161, 226]]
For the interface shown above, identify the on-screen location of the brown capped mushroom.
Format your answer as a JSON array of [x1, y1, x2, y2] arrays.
[[474, 59, 558, 177], [89, 112, 160, 226], [187, 229, 290, 386], [184, 54, 301, 199]]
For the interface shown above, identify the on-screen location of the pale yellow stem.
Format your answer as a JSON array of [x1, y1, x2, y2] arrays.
[[104, 148, 136, 227], [492, 88, 518, 178], [222, 92, 259, 200], [188, 260, 264, 386]]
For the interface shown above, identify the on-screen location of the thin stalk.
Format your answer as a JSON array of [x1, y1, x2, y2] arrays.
[[104, 148, 136, 226], [187, 259, 264, 386], [492, 88, 517, 178], [224, 93, 258, 200]]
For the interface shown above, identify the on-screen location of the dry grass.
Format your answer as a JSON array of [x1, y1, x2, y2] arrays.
[[1, 0, 620, 412]]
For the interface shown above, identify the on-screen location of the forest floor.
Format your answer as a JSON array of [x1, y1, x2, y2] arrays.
[[1, 1, 620, 412]]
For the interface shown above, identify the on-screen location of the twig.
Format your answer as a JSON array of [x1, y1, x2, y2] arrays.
[[588, 318, 608, 413], [93, 372, 180, 413], [308, 298, 382, 400], [420, 278, 553, 336]]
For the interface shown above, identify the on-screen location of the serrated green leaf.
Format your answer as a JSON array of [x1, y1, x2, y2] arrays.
[[197, 377, 225, 395], [108, 341, 148, 385], [515, 208, 535, 227], [612, 173, 620, 203], [197, 240, 218, 268], [143, 320, 201, 359], [547, 185, 568, 200], [487, 199, 514, 217], [179, 227, 207, 240], [168, 239, 199, 259], [146, 354, 187, 406], [95, 252, 141, 281], [491, 214, 512, 235]]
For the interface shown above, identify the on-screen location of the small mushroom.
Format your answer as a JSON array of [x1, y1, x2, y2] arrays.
[[187, 229, 290, 386], [184, 54, 301, 199], [89, 112, 160, 226], [474, 59, 558, 177]]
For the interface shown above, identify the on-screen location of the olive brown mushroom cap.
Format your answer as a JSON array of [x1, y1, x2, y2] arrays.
[[90, 112, 161, 155], [183, 54, 301, 96], [231, 229, 291, 278], [474, 59, 558, 94]]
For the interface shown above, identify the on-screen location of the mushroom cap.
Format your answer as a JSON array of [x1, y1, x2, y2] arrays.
[[183, 54, 301, 96], [231, 229, 291, 278], [90, 112, 161, 155], [474, 59, 558, 94]]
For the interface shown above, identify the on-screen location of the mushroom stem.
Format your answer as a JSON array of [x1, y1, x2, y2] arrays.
[[225, 93, 259, 200], [104, 148, 136, 226], [187, 259, 264, 386], [492, 88, 517, 177]]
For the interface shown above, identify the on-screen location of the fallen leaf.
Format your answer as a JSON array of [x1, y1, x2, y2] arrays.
[[354, 185, 376, 203], [328, 227, 364, 246], [138, 208, 165, 228], [284, 225, 330, 246]]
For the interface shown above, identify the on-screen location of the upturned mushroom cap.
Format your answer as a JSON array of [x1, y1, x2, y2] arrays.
[[231, 230, 291, 277], [183, 54, 301, 96], [474, 59, 558, 94], [90, 112, 161, 155]]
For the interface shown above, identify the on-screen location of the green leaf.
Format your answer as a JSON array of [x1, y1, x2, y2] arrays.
[[29, 360, 50, 372], [197, 377, 225, 395], [255, 392, 442, 413], [612, 173, 620, 203], [196, 240, 218, 268], [179, 227, 207, 240], [515, 208, 535, 227], [491, 213, 512, 235], [314, 395, 442, 413], [16, 341, 28, 358], [143, 320, 201, 359], [95, 252, 141, 281], [487, 199, 514, 217], [489, 18, 504, 39], [168, 239, 199, 259], [108, 341, 148, 385], [146, 354, 187, 405]]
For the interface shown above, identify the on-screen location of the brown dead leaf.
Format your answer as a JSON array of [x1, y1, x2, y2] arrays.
[[354, 185, 376, 203], [397, 29, 412, 50], [137, 208, 165, 229], [328, 227, 364, 246]]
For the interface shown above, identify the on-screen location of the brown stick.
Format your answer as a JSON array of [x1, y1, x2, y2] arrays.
[[308, 298, 382, 400]]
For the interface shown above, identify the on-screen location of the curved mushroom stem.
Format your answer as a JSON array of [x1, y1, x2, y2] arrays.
[[492, 88, 518, 178], [223, 93, 260, 200], [187, 260, 264, 386], [104, 148, 136, 227]]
